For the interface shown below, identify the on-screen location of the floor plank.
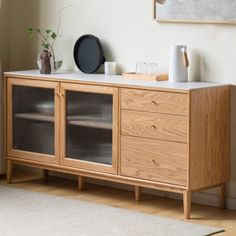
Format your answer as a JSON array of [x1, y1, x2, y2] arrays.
[[0, 168, 236, 235]]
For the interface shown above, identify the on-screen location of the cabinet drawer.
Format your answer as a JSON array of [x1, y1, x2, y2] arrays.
[[121, 88, 189, 116], [121, 110, 188, 143], [121, 136, 188, 186]]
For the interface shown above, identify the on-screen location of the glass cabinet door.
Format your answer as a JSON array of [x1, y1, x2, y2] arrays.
[[60, 83, 118, 174], [7, 78, 60, 164]]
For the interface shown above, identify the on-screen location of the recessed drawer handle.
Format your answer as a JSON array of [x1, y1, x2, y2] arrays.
[[151, 125, 157, 129], [55, 93, 65, 97], [152, 159, 159, 167], [151, 100, 158, 106]]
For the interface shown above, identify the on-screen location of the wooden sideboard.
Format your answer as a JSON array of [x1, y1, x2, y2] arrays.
[[4, 71, 230, 219]]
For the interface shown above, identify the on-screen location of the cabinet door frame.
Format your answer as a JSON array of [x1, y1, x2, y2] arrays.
[[6, 78, 60, 164], [60, 83, 119, 175]]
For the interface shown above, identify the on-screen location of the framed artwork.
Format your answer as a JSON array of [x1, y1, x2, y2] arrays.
[[153, 0, 236, 24]]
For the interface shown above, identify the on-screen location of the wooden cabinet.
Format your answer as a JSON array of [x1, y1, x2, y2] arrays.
[[59, 83, 119, 174], [121, 88, 189, 187], [4, 71, 230, 219], [6, 78, 60, 164], [6, 78, 119, 174]]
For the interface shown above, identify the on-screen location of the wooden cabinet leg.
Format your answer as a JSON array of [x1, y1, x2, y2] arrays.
[[6, 160, 13, 184], [78, 176, 85, 191], [183, 190, 191, 219], [135, 186, 142, 201], [218, 184, 225, 209], [42, 169, 49, 178]]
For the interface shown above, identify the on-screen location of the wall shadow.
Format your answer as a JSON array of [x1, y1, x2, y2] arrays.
[[0, 0, 9, 173], [8, 0, 40, 70]]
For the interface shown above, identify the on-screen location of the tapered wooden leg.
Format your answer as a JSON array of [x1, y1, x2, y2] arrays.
[[183, 190, 191, 219], [42, 169, 49, 178], [6, 160, 13, 184], [78, 176, 85, 191], [134, 186, 142, 201], [218, 184, 225, 209]]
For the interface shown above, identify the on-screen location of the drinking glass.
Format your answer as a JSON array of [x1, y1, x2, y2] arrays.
[[147, 63, 158, 75], [136, 62, 147, 74]]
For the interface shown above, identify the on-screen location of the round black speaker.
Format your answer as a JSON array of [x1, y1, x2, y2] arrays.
[[73, 35, 105, 74]]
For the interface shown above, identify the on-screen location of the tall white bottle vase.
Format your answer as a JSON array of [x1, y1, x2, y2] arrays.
[[169, 45, 189, 83]]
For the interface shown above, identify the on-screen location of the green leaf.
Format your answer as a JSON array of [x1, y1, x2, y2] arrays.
[[51, 32, 57, 40], [27, 27, 33, 33], [41, 41, 49, 49], [46, 29, 52, 34], [27, 27, 33, 38], [36, 28, 41, 33]]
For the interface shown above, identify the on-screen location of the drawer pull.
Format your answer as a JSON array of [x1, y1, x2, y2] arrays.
[[151, 125, 157, 129], [151, 100, 158, 106], [152, 159, 159, 167]]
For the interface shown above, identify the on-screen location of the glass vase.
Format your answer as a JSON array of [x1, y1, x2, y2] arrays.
[[37, 49, 63, 73]]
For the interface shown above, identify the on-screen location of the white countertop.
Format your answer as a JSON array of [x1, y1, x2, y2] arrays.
[[4, 70, 228, 92]]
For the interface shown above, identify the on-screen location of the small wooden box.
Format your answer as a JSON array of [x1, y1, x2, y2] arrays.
[[122, 72, 168, 82]]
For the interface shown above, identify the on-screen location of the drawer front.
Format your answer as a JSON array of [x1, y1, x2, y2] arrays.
[[121, 110, 188, 143], [121, 88, 189, 116], [121, 136, 188, 186]]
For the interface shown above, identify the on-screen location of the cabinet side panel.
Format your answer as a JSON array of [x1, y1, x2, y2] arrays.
[[189, 86, 230, 190], [3, 76, 8, 161]]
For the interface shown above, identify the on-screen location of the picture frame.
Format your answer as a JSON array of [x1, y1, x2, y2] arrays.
[[153, 0, 236, 24]]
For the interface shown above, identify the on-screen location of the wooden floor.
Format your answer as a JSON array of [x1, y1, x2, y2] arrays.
[[1, 168, 236, 236]]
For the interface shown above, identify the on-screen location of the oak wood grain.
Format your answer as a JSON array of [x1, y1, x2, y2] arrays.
[[6, 156, 186, 193], [121, 88, 189, 116], [189, 86, 230, 190], [78, 176, 85, 191], [183, 190, 191, 219], [121, 136, 188, 186], [134, 186, 142, 201], [121, 110, 188, 143]]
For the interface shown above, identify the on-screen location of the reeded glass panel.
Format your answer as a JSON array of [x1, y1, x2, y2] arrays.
[[13, 85, 55, 155], [66, 91, 113, 165]]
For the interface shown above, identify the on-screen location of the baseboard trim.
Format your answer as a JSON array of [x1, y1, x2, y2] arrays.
[[191, 192, 236, 210], [85, 177, 236, 211], [31, 169, 236, 211]]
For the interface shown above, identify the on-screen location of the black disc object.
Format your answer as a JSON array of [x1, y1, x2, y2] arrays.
[[73, 35, 105, 73]]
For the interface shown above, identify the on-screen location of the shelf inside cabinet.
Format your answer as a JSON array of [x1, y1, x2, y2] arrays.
[[67, 115, 112, 130], [14, 113, 54, 122]]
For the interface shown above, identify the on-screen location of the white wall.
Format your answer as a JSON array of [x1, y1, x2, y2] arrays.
[[5, 0, 236, 208], [8, 0, 236, 82]]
